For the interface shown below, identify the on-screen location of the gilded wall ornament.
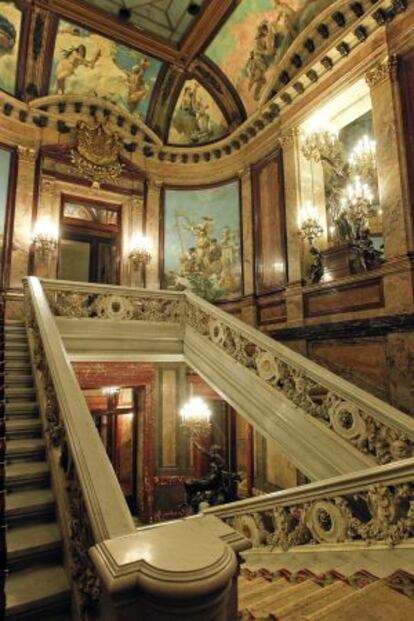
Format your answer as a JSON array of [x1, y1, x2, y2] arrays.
[[70, 121, 124, 188], [365, 57, 398, 89]]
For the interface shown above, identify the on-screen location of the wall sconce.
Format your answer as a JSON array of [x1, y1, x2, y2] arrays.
[[301, 115, 342, 166], [32, 217, 59, 260], [128, 235, 151, 270], [298, 203, 324, 246], [180, 396, 212, 440]]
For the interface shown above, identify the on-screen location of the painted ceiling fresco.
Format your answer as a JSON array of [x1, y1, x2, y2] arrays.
[[49, 19, 163, 120], [206, 0, 333, 115], [82, 0, 206, 44], [0, 1, 22, 95], [168, 79, 228, 146]]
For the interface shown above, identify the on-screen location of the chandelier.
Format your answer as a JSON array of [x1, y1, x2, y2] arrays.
[[301, 116, 342, 166], [339, 176, 374, 239], [348, 135, 377, 181], [180, 397, 212, 439]]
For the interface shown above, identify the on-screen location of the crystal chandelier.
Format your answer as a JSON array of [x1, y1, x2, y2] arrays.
[[301, 116, 342, 166], [339, 176, 374, 238], [180, 397, 212, 439], [348, 135, 377, 181]]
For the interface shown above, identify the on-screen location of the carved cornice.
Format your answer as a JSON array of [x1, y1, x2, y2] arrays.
[[365, 56, 399, 89]]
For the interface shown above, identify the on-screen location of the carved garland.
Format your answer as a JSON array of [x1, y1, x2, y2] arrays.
[[185, 302, 414, 465], [225, 483, 414, 551]]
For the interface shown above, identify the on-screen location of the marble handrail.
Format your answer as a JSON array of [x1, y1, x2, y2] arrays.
[[24, 276, 136, 542], [38, 278, 414, 471], [203, 457, 414, 550]]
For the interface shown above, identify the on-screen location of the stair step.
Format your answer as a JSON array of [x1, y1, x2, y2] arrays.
[[4, 370, 33, 383], [6, 418, 42, 439], [7, 522, 61, 565], [4, 351, 30, 361], [5, 488, 54, 520], [248, 580, 322, 618], [5, 361, 32, 371], [5, 563, 71, 620], [239, 578, 287, 608], [271, 582, 354, 621], [6, 438, 45, 461], [304, 580, 414, 620], [5, 386, 36, 399], [6, 461, 49, 488], [5, 341, 29, 351], [6, 402, 39, 416]]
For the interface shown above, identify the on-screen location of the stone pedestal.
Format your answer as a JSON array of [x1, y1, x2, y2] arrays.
[[321, 243, 359, 282]]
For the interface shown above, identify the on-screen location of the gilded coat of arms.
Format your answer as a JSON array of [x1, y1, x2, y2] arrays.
[[70, 121, 124, 188]]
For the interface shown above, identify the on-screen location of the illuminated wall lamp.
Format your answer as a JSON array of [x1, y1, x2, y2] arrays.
[[180, 396, 212, 440], [128, 235, 151, 270], [32, 217, 59, 260]]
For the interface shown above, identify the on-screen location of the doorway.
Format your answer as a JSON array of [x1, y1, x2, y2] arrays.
[[58, 197, 121, 284]]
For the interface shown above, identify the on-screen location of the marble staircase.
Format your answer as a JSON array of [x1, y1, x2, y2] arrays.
[[4, 320, 71, 620], [238, 567, 414, 620]]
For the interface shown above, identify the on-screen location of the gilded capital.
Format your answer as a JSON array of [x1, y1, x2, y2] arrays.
[[40, 177, 57, 196], [147, 178, 163, 191], [279, 128, 299, 150], [17, 145, 37, 163], [365, 56, 398, 89]]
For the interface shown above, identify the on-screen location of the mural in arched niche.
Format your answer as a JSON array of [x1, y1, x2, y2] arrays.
[[168, 79, 228, 145], [49, 19, 163, 121], [206, 0, 332, 115], [0, 1, 22, 95]]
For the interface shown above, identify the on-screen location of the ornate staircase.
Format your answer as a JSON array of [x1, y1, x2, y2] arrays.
[[4, 320, 71, 620], [237, 568, 414, 620]]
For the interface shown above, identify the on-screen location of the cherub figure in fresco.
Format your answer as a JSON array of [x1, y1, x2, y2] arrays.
[[245, 20, 273, 101], [55, 44, 101, 94], [0, 15, 16, 57], [124, 57, 151, 115]]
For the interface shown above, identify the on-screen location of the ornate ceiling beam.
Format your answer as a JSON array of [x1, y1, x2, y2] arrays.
[[33, 0, 238, 67], [179, 0, 239, 65], [33, 0, 183, 64]]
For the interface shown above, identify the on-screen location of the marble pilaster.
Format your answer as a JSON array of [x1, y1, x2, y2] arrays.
[[367, 57, 414, 315], [239, 166, 254, 297], [145, 179, 162, 289], [9, 146, 38, 289]]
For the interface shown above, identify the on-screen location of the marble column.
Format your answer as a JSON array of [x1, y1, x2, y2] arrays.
[[145, 179, 162, 290], [239, 165, 257, 325], [366, 57, 414, 314], [9, 146, 38, 290], [280, 129, 305, 326]]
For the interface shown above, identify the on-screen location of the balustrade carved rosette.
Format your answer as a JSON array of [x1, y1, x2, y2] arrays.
[[215, 482, 414, 552], [184, 300, 414, 466]]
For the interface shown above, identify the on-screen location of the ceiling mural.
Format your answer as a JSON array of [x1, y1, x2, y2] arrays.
[[168, 79, 228, 146], [206, 0, 332, 115], [0, 1, 22, 95], [49, 19, 163, 121], [81, 0, 206, 44]]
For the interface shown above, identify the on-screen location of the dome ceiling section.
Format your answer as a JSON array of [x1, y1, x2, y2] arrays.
[[79, 0, 207, 46], [0, 0, 30, 99], [167, 78, 228, 146], [205, 0, 334, 116], [47, 18, 164, 124]]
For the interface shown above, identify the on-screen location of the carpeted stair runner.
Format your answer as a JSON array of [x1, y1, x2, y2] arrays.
[[238, 567, 414, 621]]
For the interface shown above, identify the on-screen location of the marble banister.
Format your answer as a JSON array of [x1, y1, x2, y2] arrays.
[[24, 276, 247, 621]]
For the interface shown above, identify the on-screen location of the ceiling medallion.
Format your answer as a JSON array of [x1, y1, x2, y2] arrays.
[[70, 121, 124, 188]]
